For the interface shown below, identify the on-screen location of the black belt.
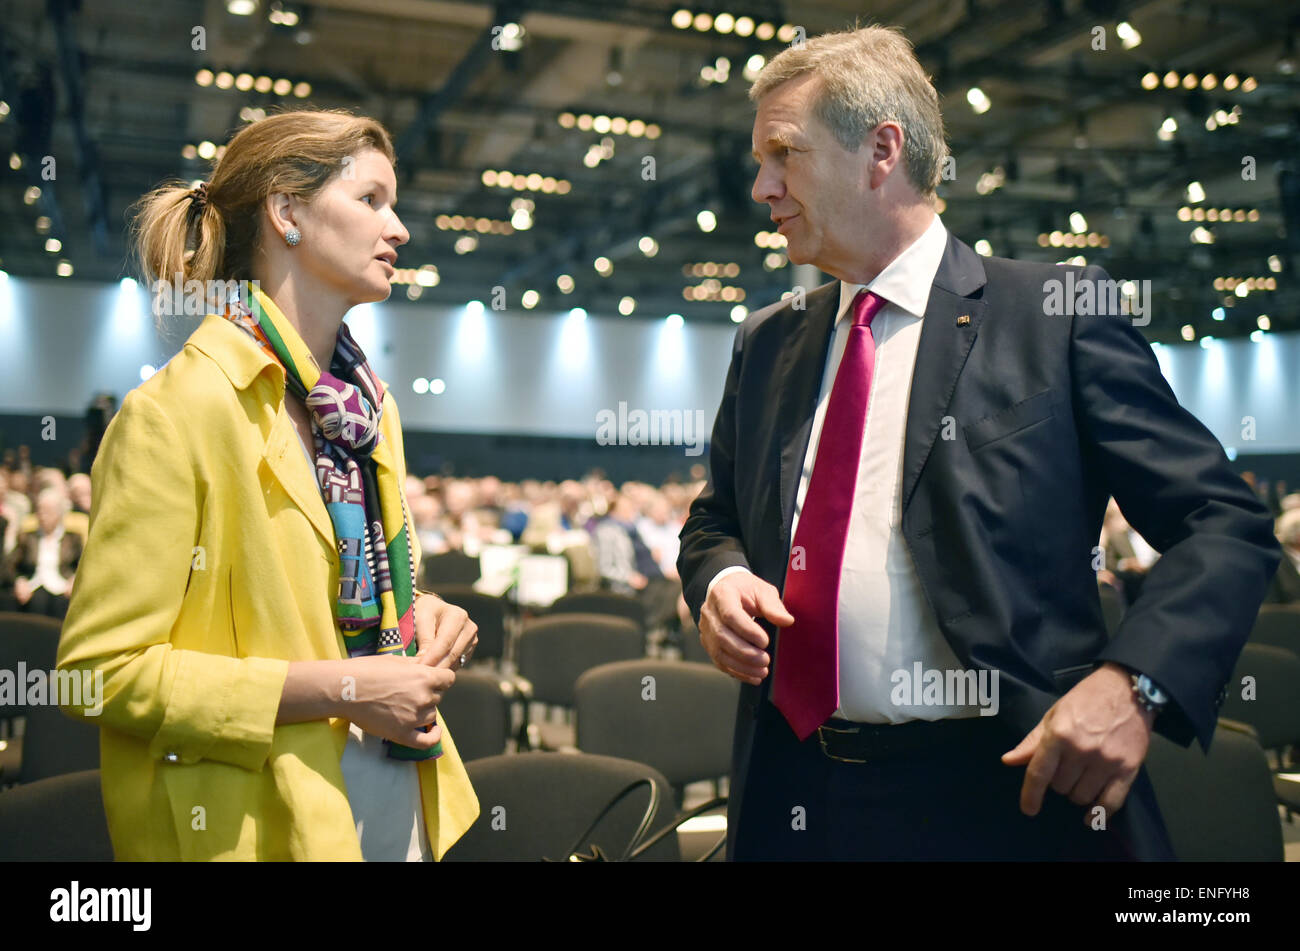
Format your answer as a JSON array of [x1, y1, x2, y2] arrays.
[[815, 715, 1002, 764]]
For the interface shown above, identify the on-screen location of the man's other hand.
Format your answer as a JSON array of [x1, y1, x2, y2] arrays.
[[1001, 661, 1156, 824], [698, 572, 794, 685]]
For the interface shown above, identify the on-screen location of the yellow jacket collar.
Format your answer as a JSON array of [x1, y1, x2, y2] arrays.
[[188, 313, 285, 392]]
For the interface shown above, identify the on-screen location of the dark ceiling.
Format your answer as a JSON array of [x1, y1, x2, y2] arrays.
[[1, 0, 1298, 343]]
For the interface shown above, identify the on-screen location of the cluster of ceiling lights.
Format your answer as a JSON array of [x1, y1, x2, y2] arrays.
[[670, 10, 800, 41], [481, 169, 571, 194], [583, 138, 616, 169], [684, 280, 745, 302], [1213, 276, 1278, 294], [1205, 105, 1242, 131], [1140, 71, 1257, 92], [753, 230, 788, 249], [557, 113, 661, 139], [194, 69, 311, 98], [975, 165, 1004, 193], [388, 265, 440, 287], [435, 214, 514, 235], [9, 150, 73, 277], [1037, 231, 1111, 248], [181, 142, 229, 161], [1177, 206, 1259, 222], [683, 262, 741, 278]]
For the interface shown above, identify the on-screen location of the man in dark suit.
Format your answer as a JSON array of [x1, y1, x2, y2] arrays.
[[678, 25, 1280, 861]]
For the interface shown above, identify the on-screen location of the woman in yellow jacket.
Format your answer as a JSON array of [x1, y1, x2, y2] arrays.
[[56, 109, 480, 860]]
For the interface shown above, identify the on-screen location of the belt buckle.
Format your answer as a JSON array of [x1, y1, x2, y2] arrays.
[[817, 722, 868, 764]]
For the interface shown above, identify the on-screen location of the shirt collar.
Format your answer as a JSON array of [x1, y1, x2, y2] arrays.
[[837, 212, 948, 324]]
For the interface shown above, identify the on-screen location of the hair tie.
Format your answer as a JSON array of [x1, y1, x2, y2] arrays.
[[189, 181, 209, 213]]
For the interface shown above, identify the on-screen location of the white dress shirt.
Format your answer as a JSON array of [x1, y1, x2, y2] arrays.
[[31, 524, 71, 596], [291, 423, 431, 861], [710, 213, 981, 723]]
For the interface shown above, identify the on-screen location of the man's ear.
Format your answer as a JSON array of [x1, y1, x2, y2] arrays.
[[869, 121, 905, 188]]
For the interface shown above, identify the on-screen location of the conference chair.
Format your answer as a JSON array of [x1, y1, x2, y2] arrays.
[[676, 614, 713, 665], [1220, 644, 1300, 757], [17, 700, 100, 784], [1249, 604, 1300, 658], [1098, 582, 1124, 637], [514, 613, 642, 750], [442, 752, 680, 861], [1145, 720, 1284, 861], [0, 769, 113, 861], [0, 613, 62, 784], [427, 583, 509, 666], [549, 590, 646, 636], [575, 659, 738, 806], [434, 669, 518, 761], [419, 551, 480, 586], [1220, 643, 1300, 814]]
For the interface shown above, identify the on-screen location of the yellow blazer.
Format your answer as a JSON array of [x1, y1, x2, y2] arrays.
[[56, 310, 479, 860]]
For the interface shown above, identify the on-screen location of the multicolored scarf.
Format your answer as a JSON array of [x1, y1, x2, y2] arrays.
[[221, 284, 440, 760]]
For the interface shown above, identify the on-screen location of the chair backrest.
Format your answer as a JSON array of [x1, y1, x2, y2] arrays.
[[420, 551, 481, 586], [678, 616, 712, 664], [0, 612, 63, 722], [575, 659, 738, 791], [0, 769, 113, 861], [1145, 723, 1284, 861], [1220, 643, 1300, 751], [436, 670, 513, 762], [550, 591, 645, 634], [516, 614, 643, 707], [429, 585, 508, 662], [442, 752, 679, 861], [1097, 582, 1124, 637], [18, 702, 101, 784], [1249, 604, 1300, 658]]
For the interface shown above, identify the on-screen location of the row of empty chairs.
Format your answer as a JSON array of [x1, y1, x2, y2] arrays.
[[1, 716, 1286, 862], [3, 602, 1298, 860], [0, 753, 730, 863]]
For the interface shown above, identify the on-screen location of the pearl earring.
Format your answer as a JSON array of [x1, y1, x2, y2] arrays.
[[284, 228, 301, 247]]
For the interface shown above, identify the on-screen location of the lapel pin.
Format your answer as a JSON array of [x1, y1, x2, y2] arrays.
[[956, 314, 971, 326]]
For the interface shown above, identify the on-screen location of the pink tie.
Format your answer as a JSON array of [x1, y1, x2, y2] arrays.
[[772, 289, 885, 741]]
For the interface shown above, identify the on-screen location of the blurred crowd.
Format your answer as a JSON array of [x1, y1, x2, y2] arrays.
[[1098, 472, 1300, 607], [3, 445, 1299, 625], [403, 473, 702, 629]]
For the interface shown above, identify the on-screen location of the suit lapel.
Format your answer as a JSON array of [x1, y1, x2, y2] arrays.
[[775, 281, 840, 555], [900, 235, 988, 513]]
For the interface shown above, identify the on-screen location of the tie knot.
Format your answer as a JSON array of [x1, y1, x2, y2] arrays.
[[852, 289, 885, 328]]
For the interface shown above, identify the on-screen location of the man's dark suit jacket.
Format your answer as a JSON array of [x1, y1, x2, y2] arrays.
[[678, 233, 1282, 861]]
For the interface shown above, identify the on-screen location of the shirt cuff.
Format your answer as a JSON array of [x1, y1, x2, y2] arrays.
[[152, 654, 290, 771], [705, 565, 753, 599]]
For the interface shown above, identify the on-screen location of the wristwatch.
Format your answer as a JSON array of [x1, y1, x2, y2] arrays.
[[1130, 671, 1169, 717]]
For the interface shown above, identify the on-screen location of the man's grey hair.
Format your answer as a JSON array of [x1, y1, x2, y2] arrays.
[[748, 24, 948, 198]]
